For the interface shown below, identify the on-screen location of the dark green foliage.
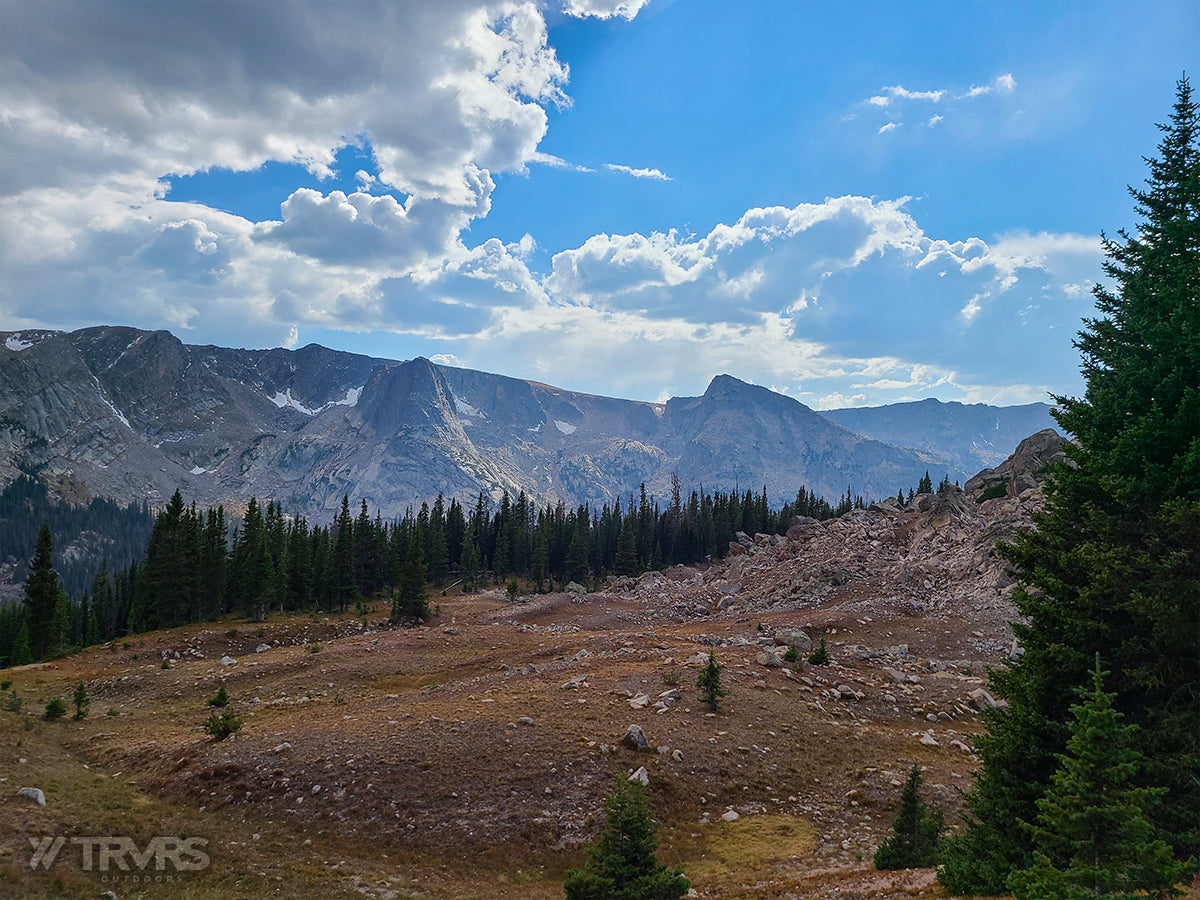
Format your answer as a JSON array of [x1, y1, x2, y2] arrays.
[[563, 777, 689, 900], [0, 475, 153, 602], [917, 471, 933, 494], [781, 645, 802, 667], [940, 78, 1200, 894], [71, 682, 89, 720], [23, 524, 60, 660], [204, 708, 242, 740], [391, 528, 429, 623], [807, 638, 830, 666], [976, 482, 1008, 503], [1007, 660, 1187, 900], [44, 697, 67, 720], [874, 764, 943, 870], [696, 652, 727, 711], [208, 685, 229, 708]]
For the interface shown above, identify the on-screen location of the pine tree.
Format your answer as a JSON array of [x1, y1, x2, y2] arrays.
[[71, 682, 90, 720], [23, 524, 60, 660], [613, 517, 639, 576], [392, 528, 428, 623], [563, 776, 689, 900], [10, 618, 32, 666], [874, 764, 943, 870], [917, 471, 933, 494], [940, 77, 1200, 893], [696, 652, 728, 711], [1007, 659, 1187, 900]]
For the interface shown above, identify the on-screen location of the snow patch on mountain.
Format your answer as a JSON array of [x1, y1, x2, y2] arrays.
[[4, 335, 33, 352], [270, 386, 362, 416], [554, 420, 577, 435], [455, 398, 487, 419]]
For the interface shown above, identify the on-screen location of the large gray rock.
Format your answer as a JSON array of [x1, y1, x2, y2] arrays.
[[772, 629, 812, 653], [16, 786, 45, 806], [622, 724, 650, 751]]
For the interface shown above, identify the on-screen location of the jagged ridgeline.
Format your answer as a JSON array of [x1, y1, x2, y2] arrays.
[[0, 324, 1057, 519]]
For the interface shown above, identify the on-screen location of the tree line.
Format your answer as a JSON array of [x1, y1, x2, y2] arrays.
[[1, 476, 878, 666]]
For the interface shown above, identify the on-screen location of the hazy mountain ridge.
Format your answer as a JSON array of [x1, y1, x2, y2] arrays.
[[2, 326, 1041, 518], [822, 397, 1059, 477]]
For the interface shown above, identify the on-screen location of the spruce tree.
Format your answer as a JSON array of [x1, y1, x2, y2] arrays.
[[696, 652, 728, 711], [940, 77, 1200, 893], [563, 776, 689, 900], [874, 764, 944, 870], [1007, 659, 1187, 900], [22, 524, 60, 660], [392, 528, 428, 623]]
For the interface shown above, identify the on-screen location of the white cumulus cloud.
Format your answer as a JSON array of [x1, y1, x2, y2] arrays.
[[563, 0, 650, 20]]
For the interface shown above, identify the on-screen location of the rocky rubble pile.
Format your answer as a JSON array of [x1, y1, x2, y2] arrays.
[[600, 431, 1069, 654]]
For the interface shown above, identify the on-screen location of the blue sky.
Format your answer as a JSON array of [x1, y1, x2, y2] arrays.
[[1, 1, 1195, 408]]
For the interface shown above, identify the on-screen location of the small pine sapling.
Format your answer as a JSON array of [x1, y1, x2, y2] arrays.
[[204, 708, 242, 740], [209, 684, 230, 708], [44, 698, 67, 720], [696, 651, 728, 711], [563, 776, 689, 900], [71, 682, 89, 720], [874, 764, 944, 869], [808, 638, 831, 666]]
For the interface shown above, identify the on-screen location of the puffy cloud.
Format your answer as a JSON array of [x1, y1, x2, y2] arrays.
[[255, 183, 492, 266], [0, 1, 566, 204], [563, 0, 650, 20]]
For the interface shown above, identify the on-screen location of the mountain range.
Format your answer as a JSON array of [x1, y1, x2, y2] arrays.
[[0, 326, 1056, 518]]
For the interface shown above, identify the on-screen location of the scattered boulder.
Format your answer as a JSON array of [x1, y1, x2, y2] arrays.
[[773, 629, 812, 653], [255, 643, 270, 653], [561, 674, 589, 690], [721, 809, 740, 822], [628, 766, 650, 786], [628, 693, 651, 710], [623, 724, 650, 751], [16, 787, 45, 806], [564, 581, 587, 595], [757, 649, 784, 668], [219, 655, 237, 666], [968, 687, 1006, 711]]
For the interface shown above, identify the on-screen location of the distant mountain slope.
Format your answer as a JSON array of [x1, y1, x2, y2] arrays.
[[1, 326, 1040, 517], [821, 398, 1059, 478]]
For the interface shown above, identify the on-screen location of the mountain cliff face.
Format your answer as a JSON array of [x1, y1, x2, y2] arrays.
[[1, 326, 1029, 518], [822, 398, 1059, 477]]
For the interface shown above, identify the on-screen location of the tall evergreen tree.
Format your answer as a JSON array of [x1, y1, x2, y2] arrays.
[[392, 528, 429, 623], [331, 495, 356, 611], [22, 524, 60, 660], [940, 77, 1200, 893]]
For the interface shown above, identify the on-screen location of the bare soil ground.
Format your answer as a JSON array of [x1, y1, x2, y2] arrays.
[[2, 491, 1197, 900]]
